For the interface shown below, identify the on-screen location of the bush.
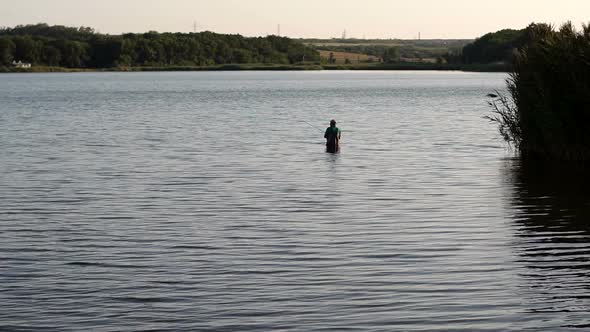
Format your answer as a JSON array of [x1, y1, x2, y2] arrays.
[[488, 22, 590, 161]]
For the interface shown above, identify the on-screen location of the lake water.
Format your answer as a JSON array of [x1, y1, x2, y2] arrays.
[[1, 71, 589, 331]]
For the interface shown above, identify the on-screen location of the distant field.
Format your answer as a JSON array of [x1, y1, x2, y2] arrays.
[[400, 57, 438, 63], [313, 42, 404, 47], [306, 38, 471, 61], [303, 38, 472, 47], [318, 50, 380, 64]]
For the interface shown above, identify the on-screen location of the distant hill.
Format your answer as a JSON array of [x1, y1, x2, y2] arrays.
[[0, 23, 320, 68]]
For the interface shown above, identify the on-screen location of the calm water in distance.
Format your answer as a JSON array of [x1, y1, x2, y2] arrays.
[[1, 71, 590, 331]]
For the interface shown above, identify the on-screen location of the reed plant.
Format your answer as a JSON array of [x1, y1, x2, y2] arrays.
[[488, 22, 590, 161]]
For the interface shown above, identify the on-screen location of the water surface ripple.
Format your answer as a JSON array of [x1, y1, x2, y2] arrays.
[[1, 71, 589, 331]]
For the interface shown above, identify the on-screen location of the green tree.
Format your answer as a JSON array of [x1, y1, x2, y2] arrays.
[[382, 47, 400, 63], [55, 39, 87, 67], [0, 23, 321, 68], [463, 28, 526, 64], [0, 37, 15, 65], [42, 44, 61, 66], [232, 48, 253, 63], [117, 38, 137, 66], [13, 35, 39, 63], [135, 38, 156, 65], [90, 37, 122, 67]]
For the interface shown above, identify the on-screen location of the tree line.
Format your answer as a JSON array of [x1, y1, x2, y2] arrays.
[[0, 23, 320, 68], [0, 23, 565, 69], [462, 28, 527, 64], [440, 24, 551, 65]]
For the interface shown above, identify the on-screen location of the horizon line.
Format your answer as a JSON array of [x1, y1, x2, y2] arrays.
[[2, 22, 520, 40]]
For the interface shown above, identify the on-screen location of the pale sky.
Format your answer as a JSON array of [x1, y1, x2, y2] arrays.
[[1, 0, 588, 39]]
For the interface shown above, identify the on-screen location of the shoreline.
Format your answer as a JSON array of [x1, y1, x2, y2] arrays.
[[0, 63, 509, 73]]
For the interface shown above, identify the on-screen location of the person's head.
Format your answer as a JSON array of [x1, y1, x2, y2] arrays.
[[330, 119, 336, 127]]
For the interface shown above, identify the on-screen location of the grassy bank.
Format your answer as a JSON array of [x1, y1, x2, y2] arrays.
[[1, 62, 509, 73], [322, 62, 509, 72], [0, 64, 324, 73], [0, 66, 95, 73], [115, 64, 325, 71]]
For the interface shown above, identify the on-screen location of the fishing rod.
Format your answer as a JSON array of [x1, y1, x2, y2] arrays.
[[300, 119, 324, 133], [280, 106, 325, 133]]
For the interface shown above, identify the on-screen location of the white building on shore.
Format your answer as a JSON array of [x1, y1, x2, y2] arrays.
[[12, 60, 32, 68]]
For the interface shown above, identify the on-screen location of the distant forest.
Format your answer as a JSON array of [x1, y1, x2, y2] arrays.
[[462, 28, 527, 64], [0, 23, 539, 69], [446, 24, 539, 64], [0, 23, 320, 68]]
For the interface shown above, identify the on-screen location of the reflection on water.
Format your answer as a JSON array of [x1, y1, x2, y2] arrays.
[[506, 159, 590, 329]]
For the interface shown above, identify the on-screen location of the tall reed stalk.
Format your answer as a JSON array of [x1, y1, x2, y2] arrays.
[[488, 22, 590, 161]]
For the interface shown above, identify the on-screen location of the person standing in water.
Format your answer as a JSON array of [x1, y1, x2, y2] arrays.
[[324, 119, 341, 153]]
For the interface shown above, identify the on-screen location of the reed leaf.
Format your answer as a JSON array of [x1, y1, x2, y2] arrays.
[[489, 22, 590, 161]]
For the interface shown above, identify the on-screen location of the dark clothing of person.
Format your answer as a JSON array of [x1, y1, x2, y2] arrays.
[[324, 126, 341, 153]]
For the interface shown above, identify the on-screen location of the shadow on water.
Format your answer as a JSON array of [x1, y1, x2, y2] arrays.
[[504, 158, 590, 328], [507, 158, 590, 234]]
